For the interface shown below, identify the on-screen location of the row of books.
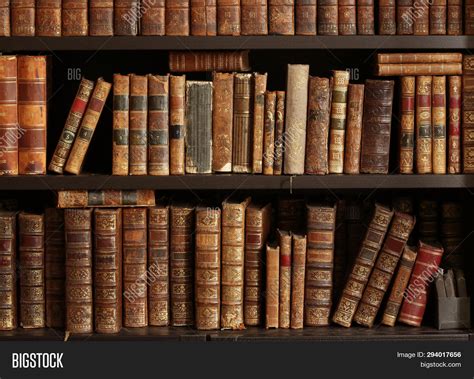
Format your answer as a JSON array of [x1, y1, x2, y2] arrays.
[[1, 1, 472, 37]]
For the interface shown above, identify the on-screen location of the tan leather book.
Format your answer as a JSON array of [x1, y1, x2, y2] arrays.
[[115, 0, 139, 35], [62, 0, 88, 36], [190, 0, 217, 36], [170, 75, 186, 175], [129, 75, 148, 176], [0, 212, 17, 330], [263, 91, 276, 175], [414, 0, 429, 35], [416, 76, 433, 174], [318, 0, 338, 35], [57, 190, 155, 208], [89, 0, 113, 36], [463, 56, 474, 172], [344, 84, 365, 174], [166, 0, 190, 35], [269, 0, 295, 35], [278, 230, 291, 328], [377, 53, 463, 64], [430, 0, 447, 35], [266, 243, 280, 329], [233, 73, 253, 173], [399, 76, 416, 174], [241, 0, 268, 35], [295, 0, 316, 35], [290, 234, 306, 329], [379, 0, 396, 34], [397, 0, 413, 35], [357, 0, 374, 35], [376, 63, 462, 76], [112, 74, 130, 176], [277, 197, 305, 232], [217, 0, 241, 35], [170, 51, 250, 72], [448, 76, 461, 173], [273, 91, 286, 175], [432, 76, 447, 174], [252, 73, 268, 174], [141, 0, 165, 35], [11, 0, 35, 36], [36, 0, 61, 36], [447, 0, 462, 35], [0, 0, 10, 36], [339, 0, 356, 35]]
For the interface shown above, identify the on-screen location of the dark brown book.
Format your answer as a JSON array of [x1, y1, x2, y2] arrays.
[[62, 0, 88, 36], [447, 0, 462, 35], [233, 73, 253, 173], [345, 201, 365, 267], [169, 51, 251, 72], [414, 1, 429, 35], [252, 73, 268, 174], [291, 234, 306, 329], [416, 76, 433, 174], [263, 91, 277, 175], [430, 0, 447, 35], [0, 0, 10, 36], [89, 0, 113, 36], [399, 76, 416, 174], [333, 200, 347, 299], [115, 0, 139, 35], [339, 0, 356, 35], [191, 0, 217, 36], [318, 0, 338, 35], [11, 0, 35, 36], [241, 0, 268, 35], [296, 0, 316, 35], [269, 0, 295, 35], [448, 76, 461, 173], [379, 0, 396, 35], [129, 75, 148, 176], [57, 190, 155, 208], [344, 84, 365, 174], [0, 212, 17, 330], [278, 230, 291, 328], [112, 74, 130, 176], [36, 0, 61, 36], [397, 0, 414, 35], [463, 56, 474, 172], [418, 199, 439, 243], [273, 91, 286, 175], [266, 243, 280, 329], [166, 0, 190, 36], [357, 0, 374, 35], [441, 202, 464, 269], [217, 0, 240, 35], [141, 0, 165, 35], [277, 197, 305, 232], [170, 75, 186, 175]]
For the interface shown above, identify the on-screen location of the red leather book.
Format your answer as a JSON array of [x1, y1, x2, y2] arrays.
[[141, 0, 165, 35], [191, 0, 217, 36], [357, 0, 374, 35], [295, 0, 316, 35], [166, 0, 190, 36], [379, 0, 396, 35], [0, 212, 17, 330], [318, 0, 338, 35], [241, 0, 268, 35], [0, 0, 10, 36], [448, 76, 461, 173], [339, 0, 356, 35]]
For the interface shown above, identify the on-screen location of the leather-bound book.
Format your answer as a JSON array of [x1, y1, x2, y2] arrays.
[[284, 64, 309, 175], [357, 0, 374, 35], [148, 74, 170, 176], [185, 81, 213, 174], [217, 0, 240, 35], [354, 212, 416, 328], [448, 76, 461, 173], [277, 198, 305, 232], [432, 76, 447, 174], [169, 51, 251, 73], [252, 73, 268, 174], [379, 0, 396, 35], [129, 75, 148, 176], [463, 56, 474, 173], [328, 70, 350, 174], [170, 75, 186, 175], [273, 91, 286, 175], [212, 73, 234, 173], [318, 0, 338, 35], [377, 52, 463, 64], [195, 206, 221, 330], [295, 0, 316, 35], [376, 63, 462, 76], [266, 243, 280, 329], [305, 77, 331, 175], [414, 1, 429, 35], [397, 0, 413, 35], [278, 230, 291, 329], [418, 199, 438, 243], [11, 0, 34, 36], [381, 246, 417, 326], [0, 0, 10, 36], [305, 204, 336, 327], [115, 0, 139, 35], [18, 56, 47, 175], [170, 204, 195, 326], [191, 0, 217, 36], [344, 84, 365, 174], [57, 190, 156, 208], [269, 0, 295, 35], [36, 0, 61, 36], [166, 0, 190, 36], [430, 0, 447, 35], [123, 208, 148, 327], [263, 91, 276, 175], [45, 209, 65, 329], [65, 78, 112, 175], [241, 0, 268, 35], [62, 0, 88, 36], [0, 212, 17, 330], [221, 196, 251, 330], [399, 76, 415, 174], [399, 241, 444, 327], [339, 0, 356, 35], [416, 76, 433, 174], [65, 209, 92, 334], [345, 201, 365, 267], [332, 204, 394, 328], [89, 0, 113, 36], [148, 205, 170, 326], [360, 79, 395, 174], [233, 73, 253, 173], [0, 56, 18, 176], [447, 0, 462, 35], [112, 74, 130, 176], [290, 234, 306, 329], [441, 202, 464, 269], [141, 0, 165, 35], [94, 208, 122, 333], [333, 200, 347, 299], [245, 202, 272, 326]]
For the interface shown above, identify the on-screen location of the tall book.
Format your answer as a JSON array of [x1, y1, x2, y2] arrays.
[[269, 0, 295, 35], [399, 76, 416, 174], [11, 0, 35, 36], [241, 0, 268, 35], [414, 1, 429, 35], [166, 0, 190, 36], [430, 0, 447, 35], [441, 202, 464, 269], [379, 0, 396, 35], [129, 75, 148, 176], [290, 234, 306, 329], [278, 230, 292, 329], [418, 199, 439, 243], [344, 84, 365, 174], [112, 74, 130, 176], [295, 0, 316, 35], [57, 190, 156, 208], [318, 0, 338, 35], [447, 0, 462, 35], [62, 0, 88, 36], [345, 201, 365, 267], [190, 0, 217, 36], [448, 76, 461, 173], [266, 243, 280, 329], [397, 0, 414, 35], [0, 0, 10, 36], [217, 0, 240, 35], [263, 91, 277, 175], [333, 200, 347, 299], [277, 198, 305, 232], [252, 73, 268, 174], [170, 75, 186, 175], [0, 212, 16, 330], [273, 91, 286, 175], [339, 0, 356, 35], [432, 76, 447, 174], [141, 0, 165, 35], [36, 0, 61, 36], [89, 0, 114, 36], [416, 76, 433, 174], [233, 74, 253, 173], [332, 204, 394, 327], [115, 0, 139, 35], [357, 0, 374, 35], [463, 56, 474, 173]]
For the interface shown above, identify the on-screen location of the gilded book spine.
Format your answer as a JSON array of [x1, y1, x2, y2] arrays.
[[397, 0, 414, 35], [343, 84, 365, 174], [318, 0, 338, 35], [89, 0, 114, 36], [278, 231, 291, 328], [416, 76, 433, 174], [252, 73, 268, 174], [432, 76, 447, 174], [269, 0, 295, 35], [141, 0, 165, 35], [448, 76, 461, 173], [379, 0, 396, 35], [463, 56, 474, 172], [62, 0, 88, 36], [430, 0, 447, 35], [447, 0, 462, 35], [241, 0, 268, 35], [170, 75, 186, 175], [357, 0, 374, 35], [36, 0, 61, 36], [217, 0, 240, 35], [115, 0, 139, 35], [190, 0, 217, 36], [129, 75, 148, 176], [399, 76, 416, 174], [263, 91, 276, 175], [166, 0, 190, 36], [11, 0, 35, 36], [290, 234, 306, 329], [112, 74, 130, 176], [376, 63, 462, 76], [339, 0, 356, 35], [57, 190, 156, 208], [377, 53, 463, 64], [0, 212, 16, 330], [0, 0, 10, 36], [414, 0, 429, 35], [273, 91, 286, 175], [266, 243, 280, 328], [295, 0, 316, 35], [233, 74, 253, 173]]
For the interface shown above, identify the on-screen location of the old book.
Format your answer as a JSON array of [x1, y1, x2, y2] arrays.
[[129, 75, 148, 176], [62, 0, 88, 36], [65, 78, 112, 175], [141, 0, 165, 35], [328, 71, 350, 174], [115, 0, 139, 35], [94, 208, 122, 333], [252, 73, 268, 174], [18, 56, 47, 175], [344, 84, 364, 174], [418, 199, 439, 243], [221, 196, 251, 330], [399, 241, 444, 327], [399, 76, 416, 174], [338, 0, 356, 35], [416, 76, 433, 174], [376, 63, 462, 76], [377, 53, 463, 64], [273, 91, 286, 175], [291, 234, 306, 329], [360, 79, 395, 174], [432, 76, 447, 174], [345, 201, 365, 267], [170, 75, 186, 175], [148, 205, 170, 326], [414, 2, 429, 35], [463, 56, 474, 172], [45, 209, 65, 329], [0, 56, 18, 176], [441, 202, 464, 269], [305, 204, 336, 327], [295, 0, 316, 35], [318, 0, 338, 35], [357, 0, 374, 35], [11, 0, 35, 36], [266, 243, 280, 329], [269, 0, 295, 35], [166, 0, 190, 36], [277, 198, 305, 232], [89, 0, 113, 36], [217, 0, 240, 35], [278, 230, 292, 328], [397, 0, 414, 35], [448, 76, 461, 173], [430, 0, 447, 35], [0, 212, 16, 330], [148, 74, 170, 176], [65, 209, 92, 333], [233, 73, 253, 173], [284, 64, 309, 175], [57, 190, 156, 208], [263, 91, 277, 175], [123, 208, 148, 327], [0, 0, 10, 36], [170, 204, 194, 326], [332, 204, 394, 328], [381, 246, 417, 326], [191, 0, 217, 36], [185, 81, 213, 174], [169, 51, 250, 72], [245, 202, 272, 326], [36, 0, 61, 36], [112, 74, 130, 176], [305, 77, 331, 175], [354, 212, 416, 328], [379, 0, 395, 34], [212, 72, 234, 173], [241, 0, 268, 35], [333, 200, 347, 299], [447, 0, 462, 35]]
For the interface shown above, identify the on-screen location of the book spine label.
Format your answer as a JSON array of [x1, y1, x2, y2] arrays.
[[191, 0, 217, 36], [339, 0, 356, 35], [0, 212, 16, 330], [62, 0, 88, 36], [263, 91, 276, 175], [278, 231, 292, 328], [273, 91, 286, 175], [399, 76, 416, 174], [265, 244, 280, 328], [463, 56, 474, 172], [379, 0, 396, 35], [36, 0, 61, 36], [11, 0, 35, 36], [357, 0, 374, 35], [141, 0, 165, 35], [89, 0, 114, 36], [57, 190, 155, 208], [0, 0, 10, 36], [217, 0, 241, 35], [115, 0, 139, 35], [447, 0, 462, 35], [269, 0, 295, 35], [295, 0, 316, 35], [397, 0, 414, 35], [416, 76, 433, 174], [318, 0, 338, 35], [112, 74, 130, 176], [344, 84, 365, 174], [430, 0, 447, 35], [233, 74, 253, 173], [170, 75, 186, 175], [414, 0, 429, 35], [252, 73, 268, 174], [166, 0, 190, 36], [448, 76, 461, 173], [129, 75, 148, 176], [432, 76, 447, 174], [290, 234, 306, 329]]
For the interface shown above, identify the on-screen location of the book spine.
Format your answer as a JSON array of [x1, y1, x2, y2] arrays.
[[170, 75, 186, 175], [278, 230, 292, 328], [11, 0, 35, 36], [414, 0, 429, 35], [263, 91, 276, 175], [169, 51, 250, 72], [305, 77, 331, 175], [148, 74, 170, 176], [241, 0, 268, 35], [141, 0, 165, 35], [123, 208, 148, 327], [318, 0, 338, 35], [345, 201, 365, 266], [357, 0, 374, 35], [233, 74, 253, 173], [448, 76, 461, 173], [416, 76, 433, 174], [432, 76, 447, 174], [332, 204, 394, 327], [62, 0, 88, 36], [65, 209, 93, 333], [277, 198, 306, 232], [57, 190, 156, 208], [343, 84, 365, 174], [376, 63, 462, 77], [0, 212, 16, 330], [65, 78, 112, 175], [112, 74, 130, 176], [447, 0, 462, 35], [265, 244, 280, 329], [463, 56, 474, 173], [418, 199, 439, 243], [252, 73, 268, 174], [191, 0, 217, 36], [166, 0, 190, 36], [273, 91, 286, 175], [339, 0, 356, 35], [0, 0, 10, 36], [129, 75, 148, 176], [217, 0, 240, 35], [18, 56, 47, 175], [284, 64, 309, 175], [399, 76, 416, 174], [89, 0, 114, 36], [379, 0, 396, 35], [397, 0, 413, 35], [333, 200, 347, 299], [115, 0, 139, 35], [290, 234, 306, 329], [430, 0, 447, 35], [295, 0, 316, 35], [269, 0, 295, 35], [377, 53, 463, 64], [36, 0, 61, 36], [94, 208, 122, 333]]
